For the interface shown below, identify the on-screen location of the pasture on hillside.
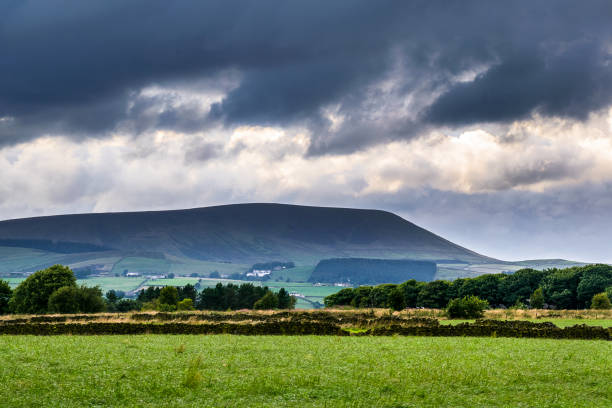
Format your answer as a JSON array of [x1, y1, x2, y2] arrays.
[[0, 335, 609, 407]]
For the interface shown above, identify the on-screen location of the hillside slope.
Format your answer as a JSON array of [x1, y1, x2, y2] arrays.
[[0, 203, 490, 265]]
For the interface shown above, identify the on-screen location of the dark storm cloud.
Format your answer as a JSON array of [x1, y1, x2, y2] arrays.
[[426, 41, 612, 125], [1, 1, 611, 150]]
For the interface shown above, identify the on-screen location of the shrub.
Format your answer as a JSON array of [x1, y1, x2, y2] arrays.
[[446, 295, 489, 319], [253, 292, 278, 309], [529, 287, 544, 309], [182, 355, 203, 389], [590, 292, 611, 310], [177, 298, 195, 311], [158, 303, 177, 312]]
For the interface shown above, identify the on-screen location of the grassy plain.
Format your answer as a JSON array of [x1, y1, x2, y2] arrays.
[[76, 277, 146, 293], [0, 335, 609, 407]]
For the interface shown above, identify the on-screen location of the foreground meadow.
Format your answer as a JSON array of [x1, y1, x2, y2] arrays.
[[0, 335, 609, 407]]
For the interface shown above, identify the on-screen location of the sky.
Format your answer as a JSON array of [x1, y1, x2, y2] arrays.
[[1, 1, 612, 262]]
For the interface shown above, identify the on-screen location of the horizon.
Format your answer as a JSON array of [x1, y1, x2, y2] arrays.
[[2, 1, 612, 263]]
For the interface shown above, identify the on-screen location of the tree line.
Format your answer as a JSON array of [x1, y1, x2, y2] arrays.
[[309, 258, 437, 285], [0, 265, 296, 315], [323, 264, 612, 310]]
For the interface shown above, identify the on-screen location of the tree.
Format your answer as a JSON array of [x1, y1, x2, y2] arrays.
[[78, 286, 105, 313], [541, 268, 581, 309], [137, 287, 161, 302], [370, 284, 398, 308], [177, 284, 197, 302], [529, 287, 544, 309], [324, 288, 355, 307], [47, 285, 105, 314], [177, 298, 195, 311], [576, 265, 612, 308], [499, 268, 546, 306], [446, 296, 489, 319], [48, 286, 80, 313], [105, 290, 119, 304], [116, 299, 141, 312], [458, 274, 504, 306], [0, 280, 12, 315], [417, 280, 452, 308], [277, 288, 296, 309], [10, 265, 77, 314], [350, 286, 373, 308], [158, 286, 179, 307], [398, 280, 424, 308], [387, 286, 405, 311], [253, 291, 278, 309], [590, 292, 611, 310]]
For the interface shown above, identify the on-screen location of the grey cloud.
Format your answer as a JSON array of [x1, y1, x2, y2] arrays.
[[184, 141, 223, 163], [426, 41, 612, 125], [1, 1, 612, 152]]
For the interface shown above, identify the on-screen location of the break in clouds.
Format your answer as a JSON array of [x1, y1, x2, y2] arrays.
[[1, 1, 612, 262]]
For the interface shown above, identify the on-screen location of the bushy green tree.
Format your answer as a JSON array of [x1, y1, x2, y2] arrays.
[[137, 286, 161, 302], [158, 286, 179, 307], [177, 298, 195, 311], [115, 298, 141, 312], [398, 280, 424, 308], [590, 292, 611, 310], [323, 287, 355, 307], [178, 284, 197, 302], [10, 265, 77, 314], [387, 286, 405, 311], [446, 295, 489, 318], [351, 286, 373, 308], [417, 280, 451, 308], [541, 268, 581, 309], [47, 285, 105, 314], [253, 291, 278, 309], [576, 265, 612, 308], [499, 268, 546, 306], [530, 287, 544, 309], [78, 286, 105, 313], [48, 286, 80, 313], [457, 274, 504, 306], [0, 280, 12, 315]]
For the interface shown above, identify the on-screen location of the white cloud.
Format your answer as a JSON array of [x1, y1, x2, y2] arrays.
[[1, 108, 612, 261]]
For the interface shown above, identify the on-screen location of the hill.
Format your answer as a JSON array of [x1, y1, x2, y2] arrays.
[[0, 204, 490, 267]]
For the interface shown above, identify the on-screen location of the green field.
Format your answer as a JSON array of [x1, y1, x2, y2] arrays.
[[268, 265, 315, 281], [76, 277, 146, 293], [0, 335, 609, 407]]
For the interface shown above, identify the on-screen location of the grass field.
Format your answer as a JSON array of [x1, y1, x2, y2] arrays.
[[76, 277, 146, 293], [0, 335, 609, 407], [268, 265, 315, 281]]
